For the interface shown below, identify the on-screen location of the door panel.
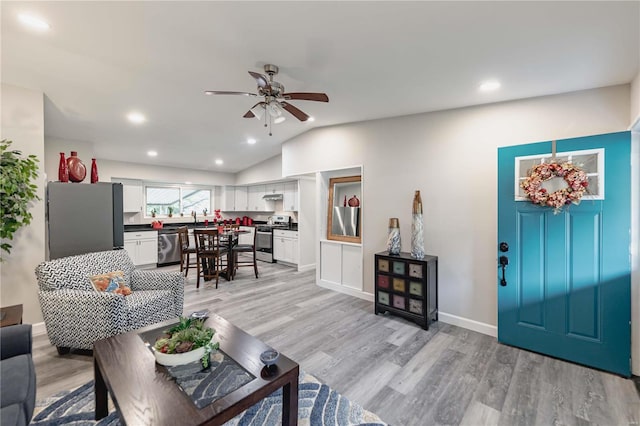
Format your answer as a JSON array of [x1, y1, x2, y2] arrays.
[[498, 131, 631, 376]]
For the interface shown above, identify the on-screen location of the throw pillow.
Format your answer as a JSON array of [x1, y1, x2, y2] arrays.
[[89, 270, 132, 296]]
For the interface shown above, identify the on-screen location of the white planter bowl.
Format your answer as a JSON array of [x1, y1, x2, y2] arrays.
[[152, 338, 216, 367]]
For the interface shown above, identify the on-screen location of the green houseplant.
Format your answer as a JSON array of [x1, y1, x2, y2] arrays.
[[0, 140, 40, 259]]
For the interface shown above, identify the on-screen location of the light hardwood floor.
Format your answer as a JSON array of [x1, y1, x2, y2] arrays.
[[32, 260, 640, 425]]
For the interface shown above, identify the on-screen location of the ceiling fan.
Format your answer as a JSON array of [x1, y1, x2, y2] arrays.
[[205, 64, 329, 135]]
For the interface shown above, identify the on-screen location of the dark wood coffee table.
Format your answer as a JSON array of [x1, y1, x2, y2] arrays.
[[93, 314, 299, 425]]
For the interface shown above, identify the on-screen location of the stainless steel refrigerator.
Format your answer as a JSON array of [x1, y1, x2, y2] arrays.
[[47, 182, 124, 259]]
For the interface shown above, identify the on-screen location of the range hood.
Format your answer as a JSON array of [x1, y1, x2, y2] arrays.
[[263, 193, 283, 201]]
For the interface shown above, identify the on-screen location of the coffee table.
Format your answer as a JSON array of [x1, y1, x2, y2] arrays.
[[93, 314, 299, 425]]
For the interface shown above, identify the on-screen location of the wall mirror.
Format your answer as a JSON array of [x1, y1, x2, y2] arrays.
[[327, 175, 362, 243]]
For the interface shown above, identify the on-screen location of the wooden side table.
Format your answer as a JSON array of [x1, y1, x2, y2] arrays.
[[0, 304, 23, 327]]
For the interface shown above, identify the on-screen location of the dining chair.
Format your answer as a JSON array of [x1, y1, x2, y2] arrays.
[[232, 228, 258, 279], [177, 226, 197, 277], [194, 228, 228, 288]]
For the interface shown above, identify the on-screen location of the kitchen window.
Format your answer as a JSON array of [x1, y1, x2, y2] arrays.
[[145, 186, 212, 216]]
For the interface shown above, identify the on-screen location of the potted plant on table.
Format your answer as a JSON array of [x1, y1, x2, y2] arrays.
[[153, 317, 219, 368], [151, 208, 157, 218], [168, 206, 174, 218]]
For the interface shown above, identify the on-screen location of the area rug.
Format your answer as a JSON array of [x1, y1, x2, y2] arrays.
[[31, 371, 386, 426]]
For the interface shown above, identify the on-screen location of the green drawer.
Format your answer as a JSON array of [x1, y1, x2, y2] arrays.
[[393, 261, 406, 275], [378, 291, 390, 305], [409, 282, 423, 296]]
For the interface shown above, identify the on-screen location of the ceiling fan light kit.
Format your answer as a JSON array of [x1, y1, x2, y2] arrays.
[[206, 63, 329, 135]]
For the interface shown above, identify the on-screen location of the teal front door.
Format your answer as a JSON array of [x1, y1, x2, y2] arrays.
[[497, 132, 631, 377]]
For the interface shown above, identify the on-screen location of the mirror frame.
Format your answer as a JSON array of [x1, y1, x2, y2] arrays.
[[327, 175, 362, 243]]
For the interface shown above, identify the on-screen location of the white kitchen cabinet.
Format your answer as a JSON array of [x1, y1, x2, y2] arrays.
[[123, 183, 143, 213], [247, 185, 265, 211], [273, 229, 298, 265], [222, 186, 235, 211], [265, 183, 285, 194], [123, 231, 158, 266], [235, 187, 248, 211], [283, 181, 298, 212]]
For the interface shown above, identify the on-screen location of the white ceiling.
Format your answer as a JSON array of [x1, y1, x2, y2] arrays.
[[2, 1, 638, 173]]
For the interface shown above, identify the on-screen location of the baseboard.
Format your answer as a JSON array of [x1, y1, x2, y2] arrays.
[[32, 321, 47, 337], [438, 312, 497, 337], [297, 263, 315, 272], [317, 279, 374, 302]]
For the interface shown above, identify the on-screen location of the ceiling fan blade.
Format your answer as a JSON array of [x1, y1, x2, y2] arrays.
[[282, 92, 329, 102], [205, 90, 257, 96], [280, 101, 310, 122], [248, 71, 270, 88], [243, 102, 266, 118]]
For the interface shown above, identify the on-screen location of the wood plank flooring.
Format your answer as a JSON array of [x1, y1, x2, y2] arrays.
[[32, 260, 640, 425]]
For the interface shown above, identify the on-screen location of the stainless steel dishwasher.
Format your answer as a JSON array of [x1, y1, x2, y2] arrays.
[[157, 229, 182, 266]]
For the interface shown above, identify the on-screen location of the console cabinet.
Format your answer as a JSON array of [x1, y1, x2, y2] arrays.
[[374, 251, 438, 329]]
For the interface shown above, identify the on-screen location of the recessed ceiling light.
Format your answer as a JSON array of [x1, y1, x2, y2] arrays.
[[127, 112, 146, 124], [147, 150, 158, 157], [274, 116, 286, 124], [185, 181, 192, 185], [215, 159, 223, 165], [18, 13, 50, 31], [479, 80, 501, 92], [307, 117, 315, 122], [247, 138, 257, 145]]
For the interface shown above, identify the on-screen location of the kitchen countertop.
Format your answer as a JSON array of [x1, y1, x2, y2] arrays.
[[124, 222, 298, 232]]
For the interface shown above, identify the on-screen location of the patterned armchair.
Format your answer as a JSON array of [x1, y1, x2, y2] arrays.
[[35, 250, 184, 354]]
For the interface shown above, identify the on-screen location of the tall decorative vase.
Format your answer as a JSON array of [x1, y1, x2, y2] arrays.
[[387, 218, 401, 255], [411, 190, 425, 259], [90, 158, 99, 183], [67, 151, 87, 183], [58, 152, 69, 182]]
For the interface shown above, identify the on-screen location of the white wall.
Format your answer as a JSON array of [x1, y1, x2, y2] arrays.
[[235, 154, 282, 185], [283, 84, 632, 335], [1, 84, 46, 324], [44, 137, 235, 186], [631, 70, 640, 126], [297, 178, 317, 271]]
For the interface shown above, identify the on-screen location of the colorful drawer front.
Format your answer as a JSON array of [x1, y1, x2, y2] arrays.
[[378, 259, 389, 272], [378, 275, 390, 289], [393, 278, 405, 292], [409, 263, 423, 278], [409, 299, 423, 314], [378, 291, 390, 305], [393, 295, 405, 310], [409, 282, 423, 296], [393, 261, 406, 275]]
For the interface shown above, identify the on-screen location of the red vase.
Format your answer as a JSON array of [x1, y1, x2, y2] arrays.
[[90, 158, 99, 183], [67, 151, 86, 183], [58, 152, 69, 182]]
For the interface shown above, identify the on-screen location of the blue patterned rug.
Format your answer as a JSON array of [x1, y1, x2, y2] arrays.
[[31, 371, 386, 425]]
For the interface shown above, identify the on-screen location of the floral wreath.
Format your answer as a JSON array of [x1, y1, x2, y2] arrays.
[[520, 162, 589, 213]]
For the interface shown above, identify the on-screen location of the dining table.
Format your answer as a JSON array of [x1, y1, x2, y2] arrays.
[[194, 227, 249, 281]]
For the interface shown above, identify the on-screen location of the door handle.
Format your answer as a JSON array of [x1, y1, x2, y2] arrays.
[[499, 255, 508, 286]]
